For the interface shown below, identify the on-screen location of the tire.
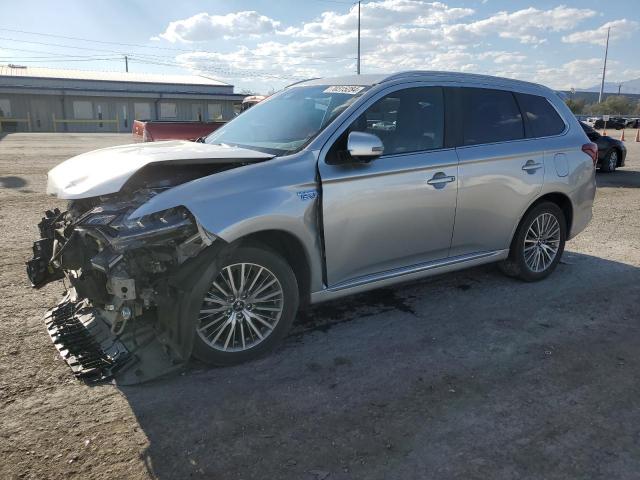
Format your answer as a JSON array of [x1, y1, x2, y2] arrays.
[[600, 149, 618, 173], [192, 245, 299, 366], [499, 202, 566, 282]]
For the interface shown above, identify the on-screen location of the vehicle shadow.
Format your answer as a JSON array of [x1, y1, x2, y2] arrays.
[[0, 175, 27, 189], [119, 252, 640, 479], [597, 169, 640, 188]]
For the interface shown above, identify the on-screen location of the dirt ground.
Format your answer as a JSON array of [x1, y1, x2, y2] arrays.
[[1, 131, 639, 480]]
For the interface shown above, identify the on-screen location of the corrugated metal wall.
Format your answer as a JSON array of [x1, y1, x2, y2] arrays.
[[0, 93, 242, 133]]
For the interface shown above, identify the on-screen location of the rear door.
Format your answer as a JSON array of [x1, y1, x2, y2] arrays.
[[319, 85, 459, 286], [450, 87, 544, 256]]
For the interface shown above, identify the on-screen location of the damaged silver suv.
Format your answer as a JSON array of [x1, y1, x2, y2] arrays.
[[28, 72, 596, 384]]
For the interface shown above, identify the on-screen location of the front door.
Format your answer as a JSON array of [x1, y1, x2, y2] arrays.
[[30, 98, 52, 132], [117, 102, 130, 132], [319, 86, 459, 286]]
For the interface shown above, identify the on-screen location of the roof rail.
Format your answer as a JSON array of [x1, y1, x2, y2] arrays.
[[285, 77, 321, 89]]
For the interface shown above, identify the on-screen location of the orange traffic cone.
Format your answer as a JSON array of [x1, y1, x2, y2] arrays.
[[602, 124, 607, 136], [635, 128, 640, 142], [620, 129, 625, 141]]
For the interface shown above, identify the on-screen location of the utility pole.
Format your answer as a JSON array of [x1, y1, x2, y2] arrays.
[[617, 82, 623, 95], [124, 55, 129, 73], [598, 27, 610, 103], [356, 1, 361, 75]]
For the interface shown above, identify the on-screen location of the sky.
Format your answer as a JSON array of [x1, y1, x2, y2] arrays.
[[0, 0, 638, 94]]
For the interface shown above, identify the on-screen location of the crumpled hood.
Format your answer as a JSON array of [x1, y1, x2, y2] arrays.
[[47, 140, 274, 199]]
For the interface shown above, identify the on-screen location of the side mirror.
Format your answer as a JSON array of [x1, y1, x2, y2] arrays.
[[347, 131, 384, 162]]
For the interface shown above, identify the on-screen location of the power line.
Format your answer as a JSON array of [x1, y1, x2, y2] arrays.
[[0, 28, 355, 61], [0, 57, 122, 63]]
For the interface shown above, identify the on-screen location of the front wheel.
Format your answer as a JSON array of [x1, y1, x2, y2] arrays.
[[192, 245, 299, 366], [499, 202, 566, 282]]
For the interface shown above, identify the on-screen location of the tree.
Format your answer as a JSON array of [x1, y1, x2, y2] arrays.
[[587, 95, 635, 115], [565, 98, 586, 114]]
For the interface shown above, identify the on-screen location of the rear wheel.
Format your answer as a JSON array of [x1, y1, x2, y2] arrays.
[[499, 202, 566, 282], [600, 149, 618, 173], [192, 245, 299, 366]]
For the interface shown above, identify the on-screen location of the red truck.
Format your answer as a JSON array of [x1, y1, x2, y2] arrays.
[[132, 120, 226, 142]]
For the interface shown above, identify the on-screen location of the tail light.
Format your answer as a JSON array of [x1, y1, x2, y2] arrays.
[[582, 143, 598, 166]]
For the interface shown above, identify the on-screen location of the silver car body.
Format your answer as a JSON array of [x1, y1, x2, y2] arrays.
[[117, 71, 594, 302], [34, 71, 595, 383]]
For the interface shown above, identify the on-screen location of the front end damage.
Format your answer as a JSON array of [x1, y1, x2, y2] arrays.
[[28, 188, 227, 384]]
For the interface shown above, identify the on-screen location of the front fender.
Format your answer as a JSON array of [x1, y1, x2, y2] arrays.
[[130, 151, 315, 237], [129, 150, 324, 288]]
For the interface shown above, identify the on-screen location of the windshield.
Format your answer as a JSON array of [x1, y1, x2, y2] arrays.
[[205, 85, 369, 155]]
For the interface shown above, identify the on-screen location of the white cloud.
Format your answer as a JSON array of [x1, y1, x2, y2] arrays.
[[530, 58, 617, 89], [447, 6, 597, 45], [157, 11, 280, 43], [562, 19, 639, 45], [284, 1, 474, 38], [155, 1, 624, 92]]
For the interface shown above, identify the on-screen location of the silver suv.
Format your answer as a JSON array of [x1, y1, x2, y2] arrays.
[[28, 71, 596, 383]]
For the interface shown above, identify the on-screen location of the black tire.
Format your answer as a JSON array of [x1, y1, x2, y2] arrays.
[[192, 245, 299, 366], [600, 149, 618, 173], [499, 202, 566, 282]]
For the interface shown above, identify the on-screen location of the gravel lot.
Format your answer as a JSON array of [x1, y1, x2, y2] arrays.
[[1, 132, 639, 480]]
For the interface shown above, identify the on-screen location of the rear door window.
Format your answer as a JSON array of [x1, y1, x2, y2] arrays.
[[462, 88, 524, 146], [516, 93, 566, 138]]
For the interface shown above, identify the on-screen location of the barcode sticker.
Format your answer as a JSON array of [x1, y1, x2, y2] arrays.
[[323, 86, 365, 94]]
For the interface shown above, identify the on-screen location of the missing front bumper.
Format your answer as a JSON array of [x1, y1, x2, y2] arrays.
[[45, 291, 186, 385]]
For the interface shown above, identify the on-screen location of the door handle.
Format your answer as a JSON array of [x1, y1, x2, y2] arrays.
[[427, 172, 456, 187], [522, 160, 543, 173]]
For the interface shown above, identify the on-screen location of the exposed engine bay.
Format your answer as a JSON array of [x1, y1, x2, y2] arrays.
[[27, 158, 254, 384]]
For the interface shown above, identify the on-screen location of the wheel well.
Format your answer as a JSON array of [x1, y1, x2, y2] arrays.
[[528, 193, 573, 233], [236, 230, 311, 307]]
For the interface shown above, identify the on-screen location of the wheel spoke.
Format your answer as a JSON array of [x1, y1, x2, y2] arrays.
[[223, 315, 237, 351], [246, 267, 264, 295], [200, 314, 226, 331], [244, 316, 263, 340], [225, 266, 239, 297], [212, 281, 231, 299], [251, 278, 277, 297], [246, 310, 275, 330]]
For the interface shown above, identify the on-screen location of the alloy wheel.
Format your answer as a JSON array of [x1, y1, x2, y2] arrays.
[[608, 151, 618, 170], [197, 263, 284, 352], [523, 213, 561, 273]]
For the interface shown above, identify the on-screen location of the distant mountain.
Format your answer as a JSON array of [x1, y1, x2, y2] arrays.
[[578, 78, 640, 95]]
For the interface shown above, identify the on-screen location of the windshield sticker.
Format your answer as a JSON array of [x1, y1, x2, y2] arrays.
[[323, 85, 365, 95]]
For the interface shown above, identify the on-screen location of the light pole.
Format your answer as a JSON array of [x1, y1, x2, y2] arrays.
[[357, 1, 361, 75], [598, 27, 610, 103]]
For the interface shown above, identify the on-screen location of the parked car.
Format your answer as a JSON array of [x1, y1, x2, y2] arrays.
[[580, 121, 627, 172], [240, 95, 266, 112], [28, 72, 596, 384], [132, 119, 226, 142], [593, 117, 626, 130], [625, 118, 640, 128]]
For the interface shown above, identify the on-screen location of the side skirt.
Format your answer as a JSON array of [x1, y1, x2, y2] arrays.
[[310, 249, 509, 304]]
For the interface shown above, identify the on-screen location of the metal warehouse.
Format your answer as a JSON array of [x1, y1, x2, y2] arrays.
[[0, 64, 244, 133]]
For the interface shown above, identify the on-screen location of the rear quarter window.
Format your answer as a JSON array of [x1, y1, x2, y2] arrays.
[[516, 93, 566, 138], [462, 88, 524, 146]]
